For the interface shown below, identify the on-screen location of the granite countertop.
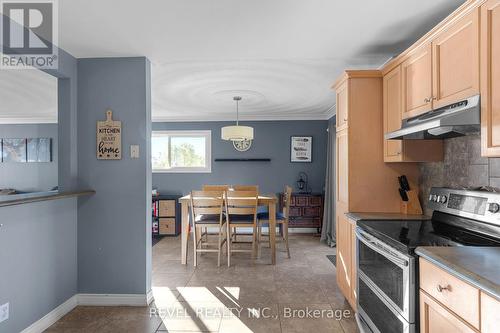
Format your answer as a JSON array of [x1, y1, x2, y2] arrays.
[[416, 247, 500, 300], [346, 212, 430, 222]]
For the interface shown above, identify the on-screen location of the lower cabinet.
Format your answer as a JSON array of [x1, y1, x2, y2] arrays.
[[419, 258, 500, 333], [420, 290, 477, 333], [336, 214, 357, 310]]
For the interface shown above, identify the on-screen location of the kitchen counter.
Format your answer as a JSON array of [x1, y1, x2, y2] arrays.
[[416, 246, 500, 300], [346, 212, 429, 222]]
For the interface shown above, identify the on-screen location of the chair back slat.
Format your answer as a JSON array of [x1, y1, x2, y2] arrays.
[[202, 185, 230, 192], [232, 185, 259, 192], [226, 190, 258, 216]]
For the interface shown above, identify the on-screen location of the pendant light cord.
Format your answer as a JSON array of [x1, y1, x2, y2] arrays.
[[236, 98, 239, 126]]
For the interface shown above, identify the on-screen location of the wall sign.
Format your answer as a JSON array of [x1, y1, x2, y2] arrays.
[[97, 109, 121, 160], [290, 136, 312, 162]]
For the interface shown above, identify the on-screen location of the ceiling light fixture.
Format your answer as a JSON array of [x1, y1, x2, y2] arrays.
[[221, 96, 254, 141]]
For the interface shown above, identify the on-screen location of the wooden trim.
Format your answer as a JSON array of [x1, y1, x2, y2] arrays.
[[332, 70, 382, 90], [382, 0, 486, 75]]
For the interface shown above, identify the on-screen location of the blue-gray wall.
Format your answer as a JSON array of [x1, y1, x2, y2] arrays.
[[152, 121, 328, 195], [0, 124, 58, 191], [0, 20, 79, 331], [77, 57, 152, 294]]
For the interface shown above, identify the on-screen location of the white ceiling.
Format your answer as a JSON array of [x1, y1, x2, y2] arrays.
[[0, 69, 57, 124], [1, 0, 466, 123]]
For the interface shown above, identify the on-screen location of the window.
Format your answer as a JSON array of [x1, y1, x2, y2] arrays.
[[152, 130, 211, 173]]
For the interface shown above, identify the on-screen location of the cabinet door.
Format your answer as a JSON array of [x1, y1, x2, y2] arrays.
[[402, 43, 433, 119], [336, 129, 348, 207], [432, 9, 480, 109], [383, 65, 403, 161], [336, 81, 349, 130], [336, 214, 352, 303], [349, 219, 357, 310], [481, 0, 500, 156], [419, 291, 477, 333], [481, 292, 500, 333]]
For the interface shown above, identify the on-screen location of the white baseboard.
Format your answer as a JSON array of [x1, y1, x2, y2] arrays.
[[22, 293, 150, 333], [77, 293, 149, 306], [21, 295, 78, 333]]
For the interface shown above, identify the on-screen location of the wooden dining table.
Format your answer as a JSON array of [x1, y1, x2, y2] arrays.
[[178, 194, 279, 265]]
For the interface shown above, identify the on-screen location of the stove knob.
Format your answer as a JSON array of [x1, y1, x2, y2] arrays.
[[429, 194, 437, 202], [488, 203, 500, 213], [438, 195, 447, 204]]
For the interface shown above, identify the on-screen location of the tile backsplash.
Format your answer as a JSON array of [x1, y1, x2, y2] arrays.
[[419, 134, 500, 215]]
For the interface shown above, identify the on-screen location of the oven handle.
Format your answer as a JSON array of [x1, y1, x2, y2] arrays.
[[356, 229, 409, 267]]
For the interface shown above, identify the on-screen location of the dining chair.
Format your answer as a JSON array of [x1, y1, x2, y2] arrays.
[[189, 190, 227, 267], [225, 190, 259, 267], [258, 185, 292, 258], [200, 185, 230, 241]]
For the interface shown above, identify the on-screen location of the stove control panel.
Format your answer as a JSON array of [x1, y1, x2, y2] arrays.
[[429, 187, 500, 225]]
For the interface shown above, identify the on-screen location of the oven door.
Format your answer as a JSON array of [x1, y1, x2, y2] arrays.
[[355, 228, 415, 323]]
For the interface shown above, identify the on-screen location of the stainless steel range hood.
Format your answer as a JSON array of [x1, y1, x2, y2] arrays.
[[385, 95, 480, 140]]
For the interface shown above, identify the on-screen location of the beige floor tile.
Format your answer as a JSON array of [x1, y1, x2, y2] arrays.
[[218, 303, 281, 333]]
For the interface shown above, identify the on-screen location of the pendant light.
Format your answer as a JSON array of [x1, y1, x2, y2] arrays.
[[221, 96, 254, 141]]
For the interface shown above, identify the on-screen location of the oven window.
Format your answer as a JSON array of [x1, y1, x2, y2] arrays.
[[358, 240, 405, 310], [359, 278, 405, 333]]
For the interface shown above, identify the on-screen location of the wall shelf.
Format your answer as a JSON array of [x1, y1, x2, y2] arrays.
[[214, 158, 271, 162]]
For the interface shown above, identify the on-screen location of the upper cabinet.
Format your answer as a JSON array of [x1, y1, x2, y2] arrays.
[[481, 0, 500, 157], [432, 8, 480, 109], [384, 65, 443, 162], [401, 43, 433, 119], [336, 80, 349, 131]]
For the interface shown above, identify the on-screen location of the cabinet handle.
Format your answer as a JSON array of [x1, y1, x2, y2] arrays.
[[424, 97, 431, 103], [436, 284, 451, 292], [397, 151, 402, 155], [344, 118, 347, 122]]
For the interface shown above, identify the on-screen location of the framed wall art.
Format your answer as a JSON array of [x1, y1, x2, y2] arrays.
[[290, 136, 312, 163]]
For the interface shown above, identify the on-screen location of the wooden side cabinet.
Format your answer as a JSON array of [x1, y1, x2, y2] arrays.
[[481, 0, 500, 157], [280, 192, 323, 231], [401, 43, 433, 119], [420, 290, 477, 333], [432, 8, 480, 109], [336, 215, 356, 310], [153, 195, 181, 236], [383, 65, 443, 162]]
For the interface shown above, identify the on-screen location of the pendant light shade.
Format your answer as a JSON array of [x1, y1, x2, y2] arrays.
[[221, 125, 254, 141], [221, 96, 254, 141]]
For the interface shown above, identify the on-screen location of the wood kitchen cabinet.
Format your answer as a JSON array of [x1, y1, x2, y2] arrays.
[[481, 292, 500, 333], [432, 8, 480, 109], [481, 0, 500, 157], [333, 70, 420, 308], [419, 258, 500, 333], [383, 65, 443, 162], [336, 80, 349, 131], [419, 290, 477, 333], [401, 43, 433, 119]]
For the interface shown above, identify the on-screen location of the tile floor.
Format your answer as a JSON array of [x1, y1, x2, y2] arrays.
[[46, 234, 358, 333]]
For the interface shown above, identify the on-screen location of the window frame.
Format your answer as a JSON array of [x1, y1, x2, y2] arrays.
[[152, 130, 212, 173]]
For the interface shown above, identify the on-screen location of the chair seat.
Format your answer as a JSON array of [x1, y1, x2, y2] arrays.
[[257, 212, 286, 220], [194, 214, 224, 224], [228, 214, 255, 224]]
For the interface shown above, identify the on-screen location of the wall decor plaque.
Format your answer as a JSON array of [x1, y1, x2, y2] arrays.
[[290, 136, 312, 162], [97, 109, 121, 160]]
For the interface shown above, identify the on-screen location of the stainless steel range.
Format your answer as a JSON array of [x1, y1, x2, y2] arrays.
[[355, 187, 500, 333]]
